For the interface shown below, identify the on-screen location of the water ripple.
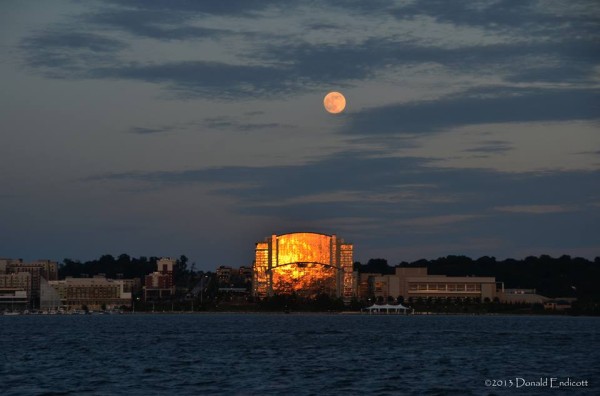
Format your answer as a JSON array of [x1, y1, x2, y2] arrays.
[[0, 314, 598, 395]]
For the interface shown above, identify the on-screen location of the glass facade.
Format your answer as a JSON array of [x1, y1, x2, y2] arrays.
[[272, 263, 337, 297], [253, 233, 355, 301], [408, 283, 482, 293]]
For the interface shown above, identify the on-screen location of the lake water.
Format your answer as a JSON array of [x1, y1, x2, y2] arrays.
[[1, 314, 598, 395]]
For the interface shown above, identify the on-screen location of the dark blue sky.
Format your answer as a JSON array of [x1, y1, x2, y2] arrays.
[[1, 0, 599, 269]]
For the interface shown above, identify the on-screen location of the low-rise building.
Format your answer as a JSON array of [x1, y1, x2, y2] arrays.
[[544, 299, 576, 311], [359, 267, 498, 302], [498, 289, 550, 304], [47, 276, 132, 311], [0, 290, 28, 311]]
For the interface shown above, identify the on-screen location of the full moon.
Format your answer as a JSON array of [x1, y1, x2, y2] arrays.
[[323, 91, 346, 114]]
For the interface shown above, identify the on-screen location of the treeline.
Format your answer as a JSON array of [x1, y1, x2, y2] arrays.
[[60, 254, 195, 287], [355, 255, 600, 300]]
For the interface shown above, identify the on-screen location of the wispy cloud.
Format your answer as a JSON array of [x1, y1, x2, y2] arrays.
[[464, 140, 513, 155], [84, 151, 600, 220], [83, 9, 229, 41], [494, 205, 577, 214], [19, 30, 126, 78], [203, 116, 293, 131], [17, 0, 600, 108], [346, 88, 600, 135], [394, 214, 483, 227], [128, 126, 175, 135]]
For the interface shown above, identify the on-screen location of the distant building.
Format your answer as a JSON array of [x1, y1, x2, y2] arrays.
[[0, 261, 31, 310], [0, 258, 58, 308], [0, 272, 32, 301], [121, 278, 141, 294], [46, 276, 132, 311], [253, 232, 355, 301], [40, 278, 61, 310], [216, 266, 233, 284], [0, 258, 23, 274], [216, 266, 253, 288], [498, 289, 550, 304], [544, 299, 575, 311], [144, 258, 176, 301], [238, 266, 253, 284], [359, 267, 498, 302], [0, 290, 28, 311]]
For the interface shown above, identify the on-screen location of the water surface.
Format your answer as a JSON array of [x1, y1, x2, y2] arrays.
[[1, 314, 598, 395]]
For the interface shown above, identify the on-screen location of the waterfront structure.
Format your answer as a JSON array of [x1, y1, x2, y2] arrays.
[[0, 272, 32, 300], [0, 290, 28, 311], [364, 303, 410, 314], [46, 276, 132, 311], [144, 257, 175, 301], [359, 267, 498, 302], [253, 232, 356, 301], [0, 270, 31, 310], [544, 299, 575, 310], [0, 258, 58, 308], [40, 278, 62, 310], [497, 288, 550, 304]]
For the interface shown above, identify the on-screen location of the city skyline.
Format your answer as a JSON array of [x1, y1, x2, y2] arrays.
[[1, 1, 599, 270]]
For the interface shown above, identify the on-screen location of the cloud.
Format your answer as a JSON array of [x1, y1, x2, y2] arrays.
[[494, 205, 577, 214], [101, 0, 284, 16], [464, 140, 513, 155], [85, 150, 600, 220], [81, 149, 599, 260], [18, 0, 600, 103], [394, 214, 483, 227], [92, 61, 294, 99], [21, 30, 126, 52], [346, 88, 600, 135], [128, 126, 174, 135], [19, 30, 126, 77], [393, 0, 600, 36], [84, 9, 228, 41], [203, 116, 292, 131], [575, 150, 600, 156]]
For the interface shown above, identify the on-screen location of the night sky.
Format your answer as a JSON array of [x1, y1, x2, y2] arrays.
[[1, 1, 599, 270]]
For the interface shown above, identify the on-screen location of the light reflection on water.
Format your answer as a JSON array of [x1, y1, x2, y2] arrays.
[[1, 314, 598, 395]]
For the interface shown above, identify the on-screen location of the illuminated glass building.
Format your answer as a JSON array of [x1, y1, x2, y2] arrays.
[[253, 233, 356, 301]]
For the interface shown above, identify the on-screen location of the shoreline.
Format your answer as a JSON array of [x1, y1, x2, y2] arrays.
[[3, 310, 596, 318]]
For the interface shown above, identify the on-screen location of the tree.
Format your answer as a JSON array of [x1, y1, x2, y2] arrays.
[[173, 255, 189, 286]]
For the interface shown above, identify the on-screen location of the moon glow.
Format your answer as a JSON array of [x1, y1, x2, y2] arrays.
[[323, 91, 346, 114]]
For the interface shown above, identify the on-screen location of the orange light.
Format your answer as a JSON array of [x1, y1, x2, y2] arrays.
[[272, 263, 336, 297], [253, 233, 354, 299]]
